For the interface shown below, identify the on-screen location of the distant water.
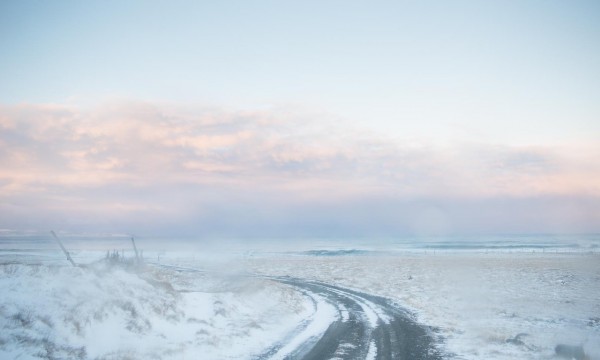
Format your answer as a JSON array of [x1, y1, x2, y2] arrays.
[[392, 234, 600, 251], [1, 231, 598, 255], [283, 235, 598, 257]]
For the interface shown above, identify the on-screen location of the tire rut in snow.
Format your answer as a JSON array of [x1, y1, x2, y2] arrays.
[[268, 277, 445, 360]]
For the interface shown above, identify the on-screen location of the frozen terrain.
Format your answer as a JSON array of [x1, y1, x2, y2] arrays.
[[0, 259, 312, 359], [247, 251, 600, 359], [0, 233, 599, 359]]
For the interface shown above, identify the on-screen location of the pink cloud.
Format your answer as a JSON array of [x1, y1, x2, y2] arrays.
[[1, 101, 600, 196], [1, 101, 599, 235]]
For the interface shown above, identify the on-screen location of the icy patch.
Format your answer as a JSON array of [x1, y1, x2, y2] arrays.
[[366, 340, 377, 360], [334, 342, 357, 357], [328, 287, 390, 326], [338, 303, 350, 322]]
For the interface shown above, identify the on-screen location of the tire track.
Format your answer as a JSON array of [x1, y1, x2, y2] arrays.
[[260, 277, 444, 360]]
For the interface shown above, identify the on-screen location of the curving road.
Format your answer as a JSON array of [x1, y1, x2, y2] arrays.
[[153, 264, 444, 359], [257, 276, 444, 360]]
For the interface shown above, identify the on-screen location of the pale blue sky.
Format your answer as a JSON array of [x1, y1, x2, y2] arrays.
[[1, 0, 599, 144]]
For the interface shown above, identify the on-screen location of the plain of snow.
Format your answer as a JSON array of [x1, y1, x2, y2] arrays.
[[247, 251, 600, 359]]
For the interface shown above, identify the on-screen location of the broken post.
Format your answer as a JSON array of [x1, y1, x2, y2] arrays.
[[50, 230, 77, 267]]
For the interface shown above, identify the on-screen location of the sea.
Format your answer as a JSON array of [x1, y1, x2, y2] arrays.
[[1, 230, 598, 265]]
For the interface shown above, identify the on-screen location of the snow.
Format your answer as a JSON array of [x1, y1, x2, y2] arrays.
[[327, 287, 385, 327], [338, 303, 350, 322], [365, 340, 377, 360], [0, 260, 311, 360], [247, 251, 600, 359], [1, 235, 599, 360], [269, 292, 337, 359]]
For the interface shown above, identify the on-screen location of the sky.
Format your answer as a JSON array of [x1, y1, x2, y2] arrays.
[[1, 1, 599, 237]]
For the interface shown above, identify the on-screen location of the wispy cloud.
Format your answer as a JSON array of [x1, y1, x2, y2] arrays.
[[1, 101, 599, 235]]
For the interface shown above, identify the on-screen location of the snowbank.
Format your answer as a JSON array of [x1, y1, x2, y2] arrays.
[[0, 261, 309, 359]]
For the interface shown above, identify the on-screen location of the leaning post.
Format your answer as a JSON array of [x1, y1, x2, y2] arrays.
[[50, 230, 77, 267], [131, 236, 140, 263]]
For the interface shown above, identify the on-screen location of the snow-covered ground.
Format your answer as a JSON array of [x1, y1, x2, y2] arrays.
[[247, 251, 600, 359], [1, 233, 599, 359], [0, 259, 311, 359]]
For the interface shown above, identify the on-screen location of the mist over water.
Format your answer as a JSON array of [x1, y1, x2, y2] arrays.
[[1, 231, 598, 261]]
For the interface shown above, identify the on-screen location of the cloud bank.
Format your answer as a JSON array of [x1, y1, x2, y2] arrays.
[[1, 101, 599, 236]]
